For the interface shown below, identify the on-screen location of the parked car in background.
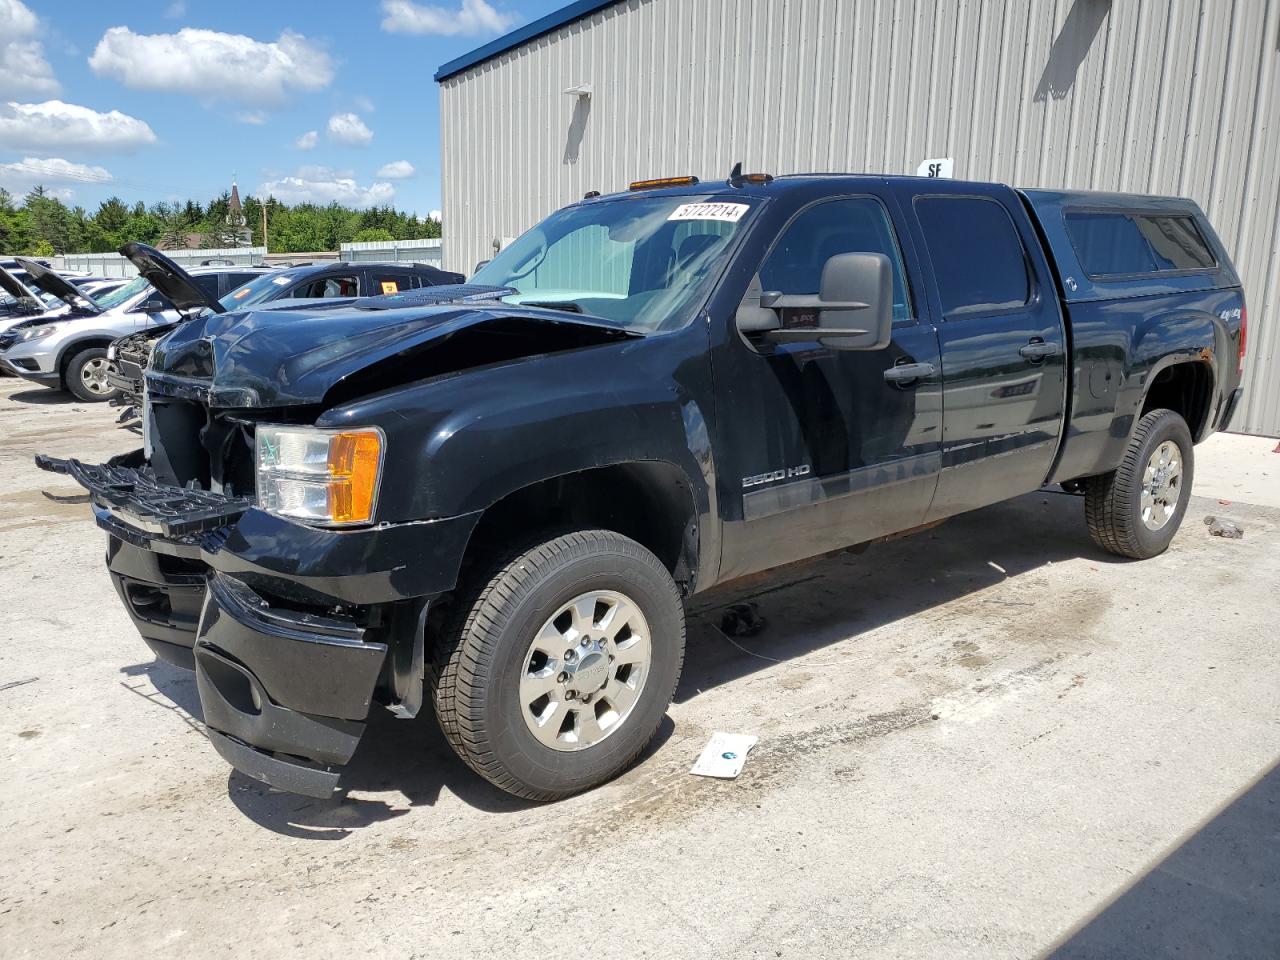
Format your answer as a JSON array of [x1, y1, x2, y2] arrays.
[[107, 249, 466, 409], [0, 263, 52, 322], [0, 257, 272, 401], [223, 259, 464, 309], [70, 277, 129, 299]]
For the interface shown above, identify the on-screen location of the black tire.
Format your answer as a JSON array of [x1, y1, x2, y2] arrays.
[[65, 346, 122, 402], [431, 530, 685, 801], [1085, 408, 1194, 559]]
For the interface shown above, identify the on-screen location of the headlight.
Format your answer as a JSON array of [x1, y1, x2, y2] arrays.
[[255, 425, 384, 526], [19, 324, 58, 342]]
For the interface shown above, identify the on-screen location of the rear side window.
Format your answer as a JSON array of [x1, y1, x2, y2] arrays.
[[192, 274, 221, 298], [1065, 211, 1216, 278], [369, 270, 413, 295], [915, 196, 1030, 315]]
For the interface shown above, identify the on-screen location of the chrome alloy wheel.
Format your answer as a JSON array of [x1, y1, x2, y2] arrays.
[[1141, 439, 1183, 530], [79, 357, 115, 396], [518, 590, 652, 751]]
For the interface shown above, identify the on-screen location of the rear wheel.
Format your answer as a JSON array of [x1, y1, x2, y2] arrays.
[[1085, 408, 1194, 559], [65, 347, 122, 402], [431, 530, 685, 801]]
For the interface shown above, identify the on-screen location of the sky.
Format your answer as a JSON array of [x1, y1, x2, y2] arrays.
[[0, 0, 567, 218]]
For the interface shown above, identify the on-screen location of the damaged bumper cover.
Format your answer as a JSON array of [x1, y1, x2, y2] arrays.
[[38, 451, 478, 798]]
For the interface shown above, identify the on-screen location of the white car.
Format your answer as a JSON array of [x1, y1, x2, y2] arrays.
[[0, 257, 271, 401]]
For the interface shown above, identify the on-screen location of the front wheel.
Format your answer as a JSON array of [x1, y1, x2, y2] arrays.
[[431, 530, 685, 801], [65, 346, 122, 402], [1085, 408, 1194, 559]]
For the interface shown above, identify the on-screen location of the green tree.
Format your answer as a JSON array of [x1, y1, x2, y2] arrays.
[[352, 227, 395, 243]]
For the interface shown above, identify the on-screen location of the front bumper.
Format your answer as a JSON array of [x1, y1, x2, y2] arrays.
[[41, 452, 479, 797], [0, 353, 58, 384]]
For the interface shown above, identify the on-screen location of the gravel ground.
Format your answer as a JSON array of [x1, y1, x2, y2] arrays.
[[1, 377, 1277, 960]]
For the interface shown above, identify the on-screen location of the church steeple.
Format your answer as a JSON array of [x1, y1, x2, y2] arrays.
[[227, 174, 245, 228]]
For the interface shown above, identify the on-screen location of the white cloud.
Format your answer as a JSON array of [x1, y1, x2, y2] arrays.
[[0, 100, 156, 152], [380, 0, 517, 36], [353, 95, 375, 113], [235, 110, 267, 125], [257, 166, 394, 208], [427, 209, 442, 222], [0, 0, 59, 97], [164, 0, 187, 17], [327, 111, 372, 146], [376, 159, 415, 179], [88, 27, 334, 106], [294, 129, 318, 150], [0, 156, 112, 196]]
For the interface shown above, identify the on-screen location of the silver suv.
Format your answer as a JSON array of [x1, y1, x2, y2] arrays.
[[0, 258, 271, 401]]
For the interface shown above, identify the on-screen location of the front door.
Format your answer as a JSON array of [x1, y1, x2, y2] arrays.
[[905, 187, 1069, 519], [713, 193, 943, 581]]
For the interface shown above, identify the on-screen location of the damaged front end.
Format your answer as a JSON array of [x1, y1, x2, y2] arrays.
[[39, 287, 639, 797]]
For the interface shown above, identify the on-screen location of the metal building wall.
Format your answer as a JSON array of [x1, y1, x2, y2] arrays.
[[440, 0, 1280, 435]]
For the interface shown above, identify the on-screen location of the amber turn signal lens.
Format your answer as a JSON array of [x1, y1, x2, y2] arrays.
[[326, 430, 383, 524]]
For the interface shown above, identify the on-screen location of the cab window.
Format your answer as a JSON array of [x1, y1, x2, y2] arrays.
[[759, 197, 914, 321], [296, 275, 359, 298]]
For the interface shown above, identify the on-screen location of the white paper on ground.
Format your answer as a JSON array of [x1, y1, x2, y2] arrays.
[[690, 732, 759, 779]]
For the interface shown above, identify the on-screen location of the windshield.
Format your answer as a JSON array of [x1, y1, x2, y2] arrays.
[[471, 194, 756, 332], [220, 271, 293, 310], [93, 274, 151, 309]]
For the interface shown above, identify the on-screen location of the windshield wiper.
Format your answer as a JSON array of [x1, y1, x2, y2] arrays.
[[521, 300, 583, 314]]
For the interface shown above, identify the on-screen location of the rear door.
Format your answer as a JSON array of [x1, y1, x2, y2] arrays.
[[903, 184, 1068, 519]]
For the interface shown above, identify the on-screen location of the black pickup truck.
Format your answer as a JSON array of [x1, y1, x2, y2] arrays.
[[41, 173, 1246, 801]]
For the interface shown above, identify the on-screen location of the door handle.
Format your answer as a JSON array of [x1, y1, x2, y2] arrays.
[[1019, 339, 1060, 361], [883, 361, 936, 384]]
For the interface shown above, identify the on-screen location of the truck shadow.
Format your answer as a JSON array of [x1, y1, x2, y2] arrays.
[[1041, 757, 1280, 959], [676, 488, 1119, 703], [125, 488, 1116, 837]]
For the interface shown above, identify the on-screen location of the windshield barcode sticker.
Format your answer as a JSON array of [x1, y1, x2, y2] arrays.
[[668, 202, 749, 223]]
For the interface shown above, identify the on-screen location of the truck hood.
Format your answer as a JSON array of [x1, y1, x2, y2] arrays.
[[147, 291, 641, 408], [15, 257, 103, 313], [120, 241, 225, 315]]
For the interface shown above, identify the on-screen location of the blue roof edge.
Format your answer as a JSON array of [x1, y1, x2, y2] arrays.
[[434, 0, 622, 82]]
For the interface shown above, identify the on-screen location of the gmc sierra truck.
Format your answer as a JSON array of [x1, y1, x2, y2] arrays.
[[40, 173, 1246, 801]]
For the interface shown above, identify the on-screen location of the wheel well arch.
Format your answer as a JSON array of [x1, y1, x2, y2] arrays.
[[57, 337, 116, 386], [461, 461, 701, 595], [1140, 359, 1214, 441]]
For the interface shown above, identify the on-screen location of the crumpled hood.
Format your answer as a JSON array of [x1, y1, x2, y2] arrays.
[[147, 298, 640, 408]]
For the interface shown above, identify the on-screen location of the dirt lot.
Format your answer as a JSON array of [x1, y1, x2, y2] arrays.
[[1, 376, 1277, 960]]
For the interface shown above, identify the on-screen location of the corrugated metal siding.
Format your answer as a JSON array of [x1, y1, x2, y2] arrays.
[[55, 247, 267, 277], [440, 0, 1280, 435], [338, 238, 444, 265]]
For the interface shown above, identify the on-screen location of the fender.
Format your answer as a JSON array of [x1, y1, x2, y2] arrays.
[[320, 323, 723, 587]]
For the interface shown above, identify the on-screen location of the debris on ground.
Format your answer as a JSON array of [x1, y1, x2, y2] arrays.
[[720, 602, 767, 637], [690, 732, 759, 779], [1204, 516, 1245, 539], [988, 561, 1007, 574]]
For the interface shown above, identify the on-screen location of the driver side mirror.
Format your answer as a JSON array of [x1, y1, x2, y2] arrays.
[[736, 252, 894, 351], [135, 297, 167, 313]]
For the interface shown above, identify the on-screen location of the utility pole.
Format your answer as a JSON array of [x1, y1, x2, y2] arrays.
[[262, 202, 268, 252]]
